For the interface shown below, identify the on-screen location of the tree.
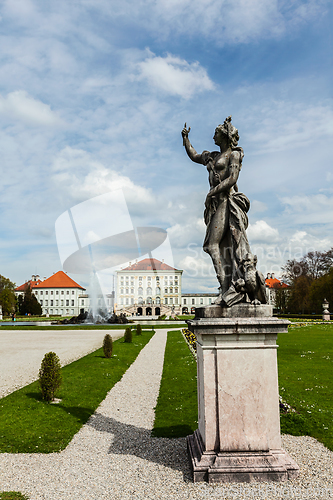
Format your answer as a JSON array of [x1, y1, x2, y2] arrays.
[[20, 287, 42, 316], [0, 275, 16, 315], [39, 352, 62, 402], [285, 275, 313, 314], [309, 268, 333, 314]]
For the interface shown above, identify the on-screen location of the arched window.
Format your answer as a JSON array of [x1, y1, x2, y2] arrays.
[[131, 288, 134, 294], [138, 287, 143, 295], [126, 288, 129, 294], [147, 287, 152, 295], [175, 287, 178, 293], [147, 296, 152, 305], [156, 287, 161, 295], [169, 287, 173, 293], [138, 296, 143, 304], [156, 296, 161, 304], [120, 288, 124, 294]]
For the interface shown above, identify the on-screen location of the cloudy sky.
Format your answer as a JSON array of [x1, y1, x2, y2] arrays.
[[0, 0, 332, 293]]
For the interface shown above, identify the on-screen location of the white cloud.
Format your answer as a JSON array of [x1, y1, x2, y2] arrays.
[[247, 220, 280, 243], [52, 146, 154, 207], [0, 90, 62, 126], [136, 53, 214, 98], [280, 194, 333, 224]]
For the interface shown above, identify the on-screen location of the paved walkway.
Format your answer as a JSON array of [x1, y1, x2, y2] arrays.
[[0, 329, 125, 397]]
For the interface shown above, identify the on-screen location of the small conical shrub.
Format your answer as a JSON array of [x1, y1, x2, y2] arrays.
[[136, 324, 142, 336], [103, 333, 113, 358], [38, 352, 62, 402], [124, 326, 132, 343]]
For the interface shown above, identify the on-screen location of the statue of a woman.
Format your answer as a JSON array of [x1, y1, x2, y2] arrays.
[[182, 117, 266, 306]]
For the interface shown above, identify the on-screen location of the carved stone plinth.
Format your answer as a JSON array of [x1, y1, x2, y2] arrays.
[[187, 305, 299, 483]]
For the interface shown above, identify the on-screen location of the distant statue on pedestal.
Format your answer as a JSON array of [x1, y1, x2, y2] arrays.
[[182, 117, 267, 307]]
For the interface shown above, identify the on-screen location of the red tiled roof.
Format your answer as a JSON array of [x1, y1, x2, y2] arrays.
[[265, 278, 288, 289], [121, 258, 179, 272], [32, 271, 85, 290], [15, 280, 42, 292]]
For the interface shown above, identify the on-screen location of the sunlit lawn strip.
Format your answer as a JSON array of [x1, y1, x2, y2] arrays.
[[278, 323, 333, 451], [0, 331, 154, 453], [152, 330, 197, 438], [0, 493, 29, 500]]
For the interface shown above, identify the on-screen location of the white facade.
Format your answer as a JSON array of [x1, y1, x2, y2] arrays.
[[33, 287, 84, 316], [181, 293, 218, 313], [115, 259, 182, 315]]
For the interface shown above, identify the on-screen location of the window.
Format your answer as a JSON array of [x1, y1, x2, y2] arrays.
[[45, 300, 48, 306], [66, 300, 69, 306], [147, 287, 152, 295], [169, 287, 173, 293], [184, 298, 187, 305], [50, 300, 53, 306], [126, 298, 129, 305], [71, 300, 74, 306], [126, 288, 129, 294], [45, 291, 48, 295], [40, 291, 43, 295], [40, 300, 43, 306], [156, 287, 161, 295], [138, 296, 143, 304], [131, 288, 134, 294], [72, 290, 74, 295], [121, 288, 124, 294], [71, 309, 74, 315], [56, 300, 58, 306], [164, 298, 168, 304], [66, 291, 69, 295], [51, 291, 53, 295], [165, 288, 168, 293], [131, 298, 134, 305], [81, 300, 84, 305], [192, 298, 195, 305], [56, 290, 59, 295], [61, 291, 64, 295], [61, 300, 64, 306], [175, 287, 178, 293], [200, 298, 203, 304], [138, 287, 143, 295], [50, 309, 53, 314], [156, 296, 160, 304], [147, 296, 152, 304], [147, 276, 151, 281], [175, 298, 178, 304], [55, 309, 58, 314], [170, 298, 173, 304], [209, 298, 212, 305]]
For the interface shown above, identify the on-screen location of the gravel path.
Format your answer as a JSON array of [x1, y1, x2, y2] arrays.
[[0, 329, 125, 398], [1, 329, 333, 499]]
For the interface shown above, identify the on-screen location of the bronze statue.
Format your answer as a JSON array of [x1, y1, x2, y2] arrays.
[[181, 117, 267, 306]]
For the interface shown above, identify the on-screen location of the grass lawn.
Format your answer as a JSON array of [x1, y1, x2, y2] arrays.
[[278, 323, 333, 450], [153, 324, 333, 452], [0, 494, 29, 499], [152, 330, 197, 437], [0, 331, 154, 453]]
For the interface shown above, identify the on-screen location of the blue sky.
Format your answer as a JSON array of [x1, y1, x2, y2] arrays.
[[0, 0, 332, 293]]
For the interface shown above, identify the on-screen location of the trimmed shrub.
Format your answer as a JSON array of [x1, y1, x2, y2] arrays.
[[124, 326, 132, 343], [38, 352, 62, 402], [136, 324, 142, 336], [103, 334, 113, 358]]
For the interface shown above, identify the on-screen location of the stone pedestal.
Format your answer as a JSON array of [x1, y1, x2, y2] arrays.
[[187, 304, 299, 483]]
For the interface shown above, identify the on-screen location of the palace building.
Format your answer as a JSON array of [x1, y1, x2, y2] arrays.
[[115, 258, 183, 316]]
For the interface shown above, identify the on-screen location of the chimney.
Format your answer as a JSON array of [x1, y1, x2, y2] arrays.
[[31, 275, 36, 281], [271, 273, 275, 279], [267, 273, 271, 279]]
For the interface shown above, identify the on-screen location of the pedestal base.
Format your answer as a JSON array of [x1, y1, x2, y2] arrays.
[[188, 430, 299, 483]]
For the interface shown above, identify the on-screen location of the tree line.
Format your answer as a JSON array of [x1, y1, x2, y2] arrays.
[[280, 248, 333, 314], [0, 275, 41, 316]]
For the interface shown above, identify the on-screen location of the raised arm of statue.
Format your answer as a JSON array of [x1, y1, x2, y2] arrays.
[[181, 123, 205, 165]]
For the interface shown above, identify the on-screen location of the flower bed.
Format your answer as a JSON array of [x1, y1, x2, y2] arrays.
[[182, 328, 197, 356]]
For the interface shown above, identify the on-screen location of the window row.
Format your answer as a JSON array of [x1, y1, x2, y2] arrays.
[[34, 290, 75, 295], [40, 300, 75, 306]]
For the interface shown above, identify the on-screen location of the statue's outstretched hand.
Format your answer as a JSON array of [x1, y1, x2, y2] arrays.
[[181, 122, 191, 145]]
